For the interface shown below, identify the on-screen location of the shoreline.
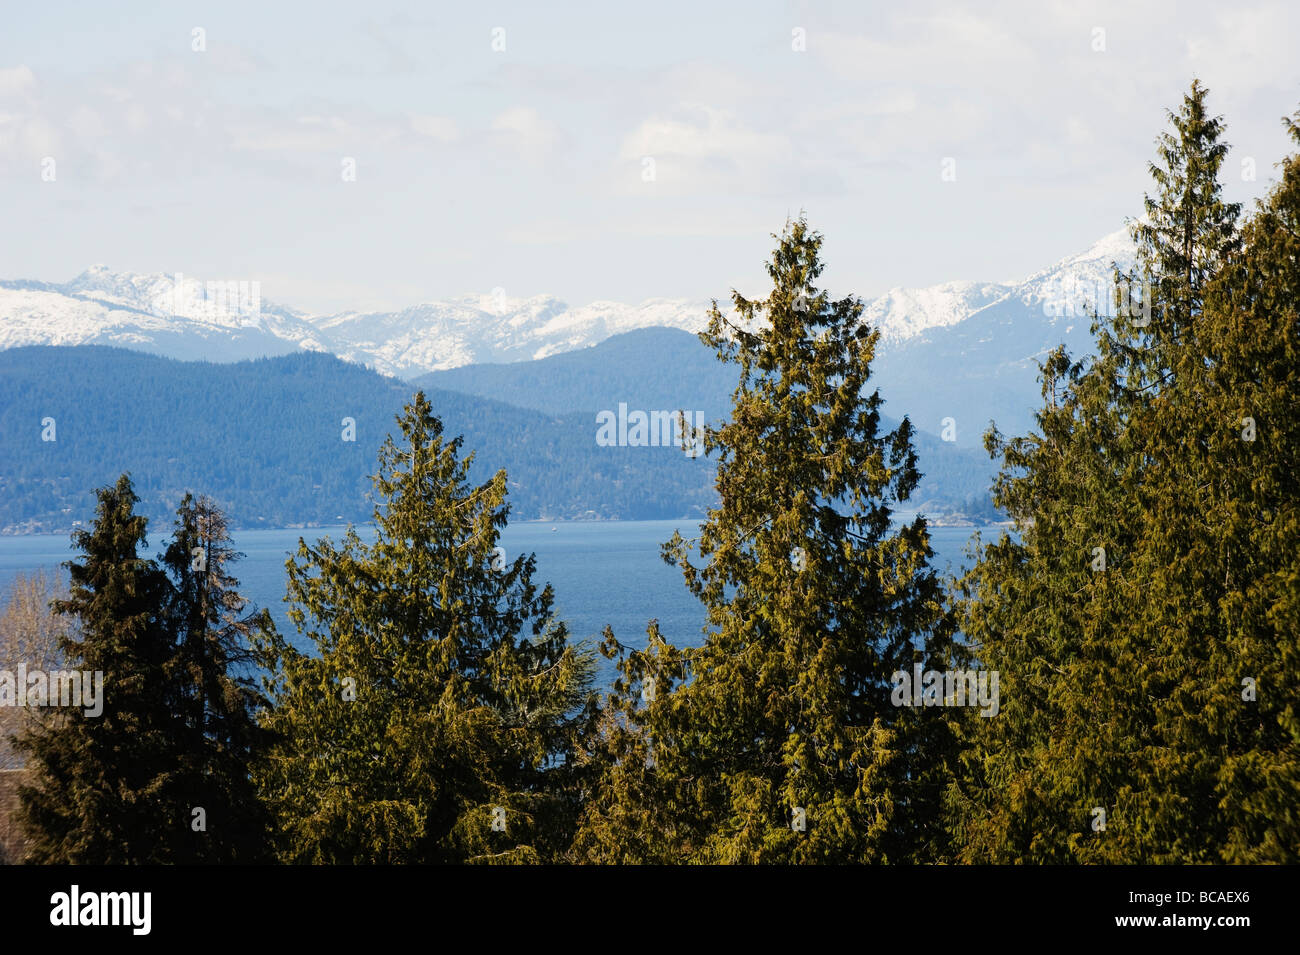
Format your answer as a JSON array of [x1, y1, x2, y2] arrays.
[[0, 516, 1013, 539]]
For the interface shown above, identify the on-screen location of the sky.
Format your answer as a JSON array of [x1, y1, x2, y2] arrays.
[[0, 0, 1297, 313]]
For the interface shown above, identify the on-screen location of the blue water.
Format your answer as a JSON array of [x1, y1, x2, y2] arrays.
[[0, 519, 997, 686]]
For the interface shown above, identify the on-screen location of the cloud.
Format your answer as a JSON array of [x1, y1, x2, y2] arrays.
[[617, 105, 799, 194], [0, 66, 37, 99], [0, 55, 467, 181], [0, 2, 1295, 305], [409, 113, 460, 143], [1185, 3, 1300, 101], [490, 106, 561, 156], [0, 67, 58, 166]]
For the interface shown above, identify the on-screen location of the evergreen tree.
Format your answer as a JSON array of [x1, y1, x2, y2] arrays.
[[573, 218, 956, 863], [160, 494, 273, 862], [1144, 105, 1300, 862], [16, 474, 179, 863], [254, 392, 596, 864], [948, 81, 1243, 862], [1128, 77, 1241, 391], [569, 621, 698, 863]]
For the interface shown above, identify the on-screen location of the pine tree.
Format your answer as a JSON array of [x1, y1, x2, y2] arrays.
[[567, 621, 689, 863], [1103, 80, 1249, 863], [160, 493, 273, 862], [947, 343, 1147, 861], [254, 392, 596, 864], [1129, 77, 1241, 391], [1144, 105, 1300, 862], [573, 218, 957, 863], [16, 474, 179, 863], [949, 81, 1243, 862]]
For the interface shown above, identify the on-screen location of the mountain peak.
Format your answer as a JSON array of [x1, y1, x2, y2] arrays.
[[2, 229, 1138, 378]]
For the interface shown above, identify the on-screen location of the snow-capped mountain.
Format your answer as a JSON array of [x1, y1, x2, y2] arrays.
[[0, 229, 1136, 383], [0, 269, 713, 376], [313, 294, 714, 376], [863, 228, 1139, 444], [0, 267, 333, 363], [862, 227, 1136, 347]]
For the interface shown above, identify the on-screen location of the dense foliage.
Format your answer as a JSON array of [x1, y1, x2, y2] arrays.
[[15, 479, 271, 862], [572, 219, 959, 862], [0, 82, 1295, 865], [253, 393, 597, 863], [948, 83, 1299, 863]]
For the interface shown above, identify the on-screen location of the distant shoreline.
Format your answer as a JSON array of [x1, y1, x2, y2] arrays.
[[0, 516, 1012, 538]]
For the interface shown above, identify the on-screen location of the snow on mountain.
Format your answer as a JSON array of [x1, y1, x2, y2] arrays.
[[863, 228, 1138, 443], [864, 280, 1014, 344], [1009, 227, 1138, 322], [0, 229, 1136, 383], [0, 266, 334, 361], [863, 228, 1136, 349], [313, 294, 712, 376]]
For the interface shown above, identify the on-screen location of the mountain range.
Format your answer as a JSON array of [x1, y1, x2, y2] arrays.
[[1, 228, 1137, 446], [0, 227, 1140, 531]]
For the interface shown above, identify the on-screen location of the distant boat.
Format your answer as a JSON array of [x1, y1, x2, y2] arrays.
[[551, 526, 557, 532]]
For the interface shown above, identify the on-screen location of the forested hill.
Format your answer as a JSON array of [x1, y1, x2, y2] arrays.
[[415, 326, 1000, 517], [0, 345, 996, 533], [415, 327, 735, 420], [0, 346, 721, 532]]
